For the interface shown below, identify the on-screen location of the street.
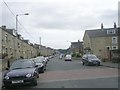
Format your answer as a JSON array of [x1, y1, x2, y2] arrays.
[[1, 56, 119, 89]]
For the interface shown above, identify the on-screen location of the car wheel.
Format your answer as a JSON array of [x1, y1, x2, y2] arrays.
[[82, 62, 84, 65], [44, 66, 47, 71], [4, 85, 11, 89], [37, 73, 39, 78], [32, 77, 37, 86], [41, 68, 45, 73], [97, 62, 100, 66]]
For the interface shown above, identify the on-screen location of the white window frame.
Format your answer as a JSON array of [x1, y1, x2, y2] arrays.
[[112, 46, 118, 50], [106, 46, 111, 50], [112, 37, 118, 44], [107, 30, 115, 34]]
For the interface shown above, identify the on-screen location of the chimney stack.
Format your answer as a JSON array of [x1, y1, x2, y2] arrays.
[[114, 22, 117, 28], [101, 23, 104, 29], [1, 25, 6, 30]]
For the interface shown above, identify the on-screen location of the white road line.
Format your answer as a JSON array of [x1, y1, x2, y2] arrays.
[[38, 75, 118, 83]]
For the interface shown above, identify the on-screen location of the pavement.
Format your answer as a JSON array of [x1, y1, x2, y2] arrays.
[[101, 62, 119, 69]]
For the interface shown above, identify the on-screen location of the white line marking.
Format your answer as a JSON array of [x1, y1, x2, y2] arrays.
[[38, 75, 118, 83]]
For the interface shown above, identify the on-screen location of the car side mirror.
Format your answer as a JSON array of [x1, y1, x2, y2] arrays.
[[6, 67, 9, 70]]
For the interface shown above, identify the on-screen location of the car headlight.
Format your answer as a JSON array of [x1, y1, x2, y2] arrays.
[[39, 63, 44, 67], [26, 74, 32, 78], [36, 63, 44, 67], [4, 76, 10, 80]]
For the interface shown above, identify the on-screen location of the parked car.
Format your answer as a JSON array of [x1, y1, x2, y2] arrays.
[[49, 55, 54, 59], [33, 57, 47, 73], [65, 54, 72, 61], [3, 59, 39, 88], [45, 56, 50, 61], [59, 54, 63, 59], [44, 57, 49, 64], [82, 54, 101, 66]]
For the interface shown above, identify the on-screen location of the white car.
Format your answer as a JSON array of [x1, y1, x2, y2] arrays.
[[59, 54, 63, 59], [65, 55, 72, 61]]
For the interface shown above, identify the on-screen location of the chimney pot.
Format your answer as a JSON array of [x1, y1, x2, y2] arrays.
[[2, 25, 6, 30]]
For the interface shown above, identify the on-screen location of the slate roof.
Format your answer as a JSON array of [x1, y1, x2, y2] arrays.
[[71, 41, 83, 48], [85, 28, 118, 38]]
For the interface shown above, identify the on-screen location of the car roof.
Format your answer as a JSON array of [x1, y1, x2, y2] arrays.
[[13, 59, 34, 63], [66, 54, 71, 56]]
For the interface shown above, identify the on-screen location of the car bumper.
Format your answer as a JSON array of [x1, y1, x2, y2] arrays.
[[3, 76, 36, 87], [88, 61, 100, 65], [65, 59, 72, 61]]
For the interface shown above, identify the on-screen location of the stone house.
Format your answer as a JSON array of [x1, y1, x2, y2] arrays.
[[83, 23, 118, 61]]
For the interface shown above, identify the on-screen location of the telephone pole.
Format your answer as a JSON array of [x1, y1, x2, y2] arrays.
[[39, 37, 41, 45]]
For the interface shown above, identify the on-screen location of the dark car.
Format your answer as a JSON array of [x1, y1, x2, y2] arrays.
[[82, 54, 101, 66], [3, 59, 39, 88], [33, 57, 47, 73]]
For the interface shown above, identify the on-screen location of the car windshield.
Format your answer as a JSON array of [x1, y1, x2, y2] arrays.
[[66, 55, 71, 57], [34, 58, 43, 63], [10, 60, 34, 70], [88, 55, 98, 59]]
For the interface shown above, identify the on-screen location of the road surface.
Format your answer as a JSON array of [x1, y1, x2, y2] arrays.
[[1, 56, 119, 89]]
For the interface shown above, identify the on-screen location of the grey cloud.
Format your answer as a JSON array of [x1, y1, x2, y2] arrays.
[[26, 3, 98, 30], [100, 9, 117, 23], [2, 2, 118, 31], [1, 4, 15, 28], [118, 2, 120, 27]]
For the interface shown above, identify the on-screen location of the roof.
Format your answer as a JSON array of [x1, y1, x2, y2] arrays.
[[71, 41, 83, 48], [85, 28, 118, 38]]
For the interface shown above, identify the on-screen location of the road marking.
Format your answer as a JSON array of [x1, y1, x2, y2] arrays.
[[38, 75, 118, 83], [39, 68, 118, 83]]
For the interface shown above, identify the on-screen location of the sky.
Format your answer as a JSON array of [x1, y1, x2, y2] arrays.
[[0, 0, 119, 49]]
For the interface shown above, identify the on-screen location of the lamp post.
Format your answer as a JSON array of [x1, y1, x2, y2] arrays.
[[66, 41, 71, 54], [15, 13, 29, 59], [16, 13, 29, 33]]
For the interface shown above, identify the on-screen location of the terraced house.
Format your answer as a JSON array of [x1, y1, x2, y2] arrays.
[[83, 23, 119, 61], [0, 26, 55, 70], [69, 40, 83, 55]]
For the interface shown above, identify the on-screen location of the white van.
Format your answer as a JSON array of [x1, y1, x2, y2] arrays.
[[65, 54, 72, 61]]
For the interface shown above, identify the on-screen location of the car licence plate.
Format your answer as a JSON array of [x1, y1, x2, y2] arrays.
[[12, 80, 24, 84], [93, 62, 97, 64]]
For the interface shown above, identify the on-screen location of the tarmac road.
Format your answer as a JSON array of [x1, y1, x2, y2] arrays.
[[1, 56, 119, 89]]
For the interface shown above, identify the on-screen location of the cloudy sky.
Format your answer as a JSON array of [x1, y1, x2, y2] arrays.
[[1, 0, 119, 49]]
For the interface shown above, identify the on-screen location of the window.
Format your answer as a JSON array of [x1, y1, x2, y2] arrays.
[[13, 30, 17, 36], [18, 43, 20, 48], [2, 47, 5, 54], [112, 37, 117, 44], [5, 34, 8, 42], [106, 46, 111, 50], [112, 46, 118, 50], [5, 48, 8, 53], [107, 30, 115, 34]]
